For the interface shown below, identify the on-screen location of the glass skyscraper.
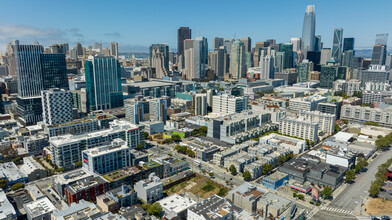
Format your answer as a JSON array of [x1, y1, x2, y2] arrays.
[[177, 27, 191, 57], [85, 55, 123, 111], [301, 5, 316, 56], [41, 54, 69, 90], [343, 38, 355, 52], [280, 43, 293, 69], [332, 28, 344, 61], [229, 39, 246, 79]]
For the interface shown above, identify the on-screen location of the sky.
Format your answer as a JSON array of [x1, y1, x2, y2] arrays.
[[0, 0, 391, 52]]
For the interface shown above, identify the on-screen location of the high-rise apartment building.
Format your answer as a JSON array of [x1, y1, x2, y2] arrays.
[[297, 59, 313, 82], [343, 38, 354, 52], [279, 116, 318, 141], [41, 89, 73, 126], [260, 55, 275, 80], [177, 27, 191, 57], [301, 5, 316, 55], [85, 55, 123, 111], [94, 42, 102, 51], [212, 94, 248, 115], [193, 36, 208, 80], [150, 44, 169, 79], [299, 110, 336, 135], [124, 97, 167, 124], [320, 48, 332, 65], [229, 40, 246, 79], [110, 42, 118, 58], [195, 94, 207, 116], [290, 38, 301, 52]]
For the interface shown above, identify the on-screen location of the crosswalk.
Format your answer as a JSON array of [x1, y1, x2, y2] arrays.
[[320, 206, 355, 215]]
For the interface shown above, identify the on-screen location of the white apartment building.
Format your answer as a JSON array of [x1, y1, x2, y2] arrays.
[[289, 96, 327, 112], [279, 116, 318, 141], [195, 93, 207, 116], [41, 89, 73, 126], [333, 80, 361, 96], [134, 173, 163, 203], [212, 94, 248, 115], [299, 110, 336, 135], [340, 105, 392, 127]]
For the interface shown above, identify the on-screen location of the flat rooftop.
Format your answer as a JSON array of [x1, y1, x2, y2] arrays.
[[158, 194, 196, 214]]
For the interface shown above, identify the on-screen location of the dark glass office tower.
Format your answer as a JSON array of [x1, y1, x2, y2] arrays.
[[41, 54, 69, 90], [343, 38, 355, 52], [177, 27, 191, 57], [280, 43, 293, 69], [307, 51, 321, 71]]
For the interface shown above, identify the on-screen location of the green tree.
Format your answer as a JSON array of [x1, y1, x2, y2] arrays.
[[345, 169, 355, 182], [12, 157, 21, 164], [186, 149, 195, 157], [321, 186, 333, 199], [209, 172, 214, 177], [262, 163, 274, 175], [369, 181, 381, 197], [137, 144, 144, 150], [172, 134, 181, 142], [217, 188, 228, 197], [146, 203, 162, 218], [243, 171, 252, 181], [175, 145, 187, 154], [11, 182, 25, 191], [335, 123, 341, 133], [0, 178, 8, 190], [229, 164, 237, 175], [144, 132, 149, 139]]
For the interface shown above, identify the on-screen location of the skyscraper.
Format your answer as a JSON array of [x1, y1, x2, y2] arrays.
[[41, 54, 69, 90], [75, 43, 83, 56], [85, 55, 123, 111], [94, 42, 102, 51], [110, 42, 119, 58], [150, 44, 169, 79], [290, 38, 301, 52], [211, 47, 225, 80], [280, 43, 293, 69], [41, 89, 73, 126], [275, 52, 285, 73], [343, 38, 355, 52], [193, 36, 208, 80], [240, 37, 251, 52], [342, 50, 354, 68], [301, 5, 316, 56], [260, 55, 275, 80], [297, 60, 313, 82], [213, 37, 224, 50], [184, 48, 194, 80], [314, 35, 321, 52], [229, 40, 246, 79], [223, 38, 233, 54], [332, 28, 343, 61], [195, 94, 207, 116], [375, 33, 388, 46], [320, 48, 332, 65], [177, 27, 191, 57]]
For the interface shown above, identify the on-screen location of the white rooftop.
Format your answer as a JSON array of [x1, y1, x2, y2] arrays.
[[334, 132, 354, 143], [158, 193, 196, 215], [24, 197, 56, 218]]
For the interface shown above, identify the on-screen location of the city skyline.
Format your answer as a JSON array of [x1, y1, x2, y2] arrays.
[[0, 0, 392, 52]]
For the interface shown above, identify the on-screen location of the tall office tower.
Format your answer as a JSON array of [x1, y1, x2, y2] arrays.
[[41, 89, 73, 126], [223, 38, 233, 54], [290, 38, 301, 52], [229, 40, 246, 79], [149, 98, 167, 124], [301, 5, 316, 56], [195, 93, 207, 116], [63, 43, 69, 53], [94, 42, 102, 51], [332, 28, 343, 61], [371, 45, 387, 65], [13, 42, 45, 125], [110, 42, 119, 58], [280, 43, 293, 69], [85, 55, 123, 111], [297, 59, 313, 82], [240, 37, 251, 52], [5, 43, 16, 77], [260, 55, 275, 79], [149, 44, 169, 79], [184, 39, 194, 51], [314, 35, 322, 51], [343, 38, 355, 52], [253, 41, 269, 67], [375, 33, 388, 46], [320, 65, 347, 89], [245, 52, 253, 69], [306, 51, 321, 71], [211, 47, 225, 80], [320, 48, 332, 65], [177, 27, 191, 57], [184, 48, 194, 80], [193, 36, 208, 80], [41, 54, 69, 90], [342, 50, 354, 68], [385, 54, 392, 68], [213, 37, 224, 50], [275, 52, 285, 73], [50, 44, 65, 54], [75, 43, 83, 56]]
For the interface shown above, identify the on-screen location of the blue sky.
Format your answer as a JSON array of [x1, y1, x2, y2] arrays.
[[0, 0, 391, 52]]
